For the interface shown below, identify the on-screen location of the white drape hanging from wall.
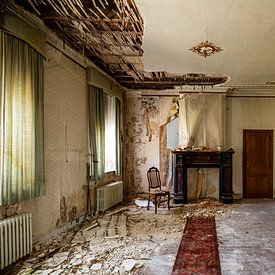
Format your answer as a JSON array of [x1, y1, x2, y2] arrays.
[[178, 94, 225, 149], [177, 93, 226, 200]]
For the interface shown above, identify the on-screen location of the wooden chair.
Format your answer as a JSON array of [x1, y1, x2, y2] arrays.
[[147, 167, 170, 214]]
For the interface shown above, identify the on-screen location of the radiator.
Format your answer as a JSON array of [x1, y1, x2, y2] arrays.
[[97, 181, 123, 213], [0, 213, 32, 270]]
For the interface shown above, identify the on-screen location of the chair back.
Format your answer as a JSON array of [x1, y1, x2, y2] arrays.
[[147, 167, 161, 190]]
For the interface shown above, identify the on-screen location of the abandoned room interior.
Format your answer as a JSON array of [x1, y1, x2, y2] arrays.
[[1, 0, 275, 274]]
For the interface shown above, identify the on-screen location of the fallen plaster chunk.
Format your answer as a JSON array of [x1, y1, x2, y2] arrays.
[[53, 251, 70, 265], [82, 221, 99, 231], [70, 258, 82, 266], [105, 235, 125, 239], [135, 199, 154, 208], [112, 266, 120, 273], [106, 207, 128, 216], [91, 263, 102, 271], [122, 259, 136, 271], [83, 255, 96, 265], [38, 269, 54, 275], [52, 269, 63, 275], [82, 265, 90, 273], [22, 263, 33, 269]]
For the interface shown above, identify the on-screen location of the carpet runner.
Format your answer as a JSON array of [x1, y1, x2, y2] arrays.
[[172, 216, 221, 275]]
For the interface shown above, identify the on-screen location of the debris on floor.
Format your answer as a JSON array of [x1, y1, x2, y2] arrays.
[[6, 199, 237, 275], [135, 199, 154, 208]]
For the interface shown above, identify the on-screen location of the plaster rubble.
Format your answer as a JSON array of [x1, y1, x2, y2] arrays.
[[7, 200, 234, 275]]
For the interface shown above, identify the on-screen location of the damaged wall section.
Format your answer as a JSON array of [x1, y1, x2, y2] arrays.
[[124, 92, 175, 193], [124, 91, 227, 201]]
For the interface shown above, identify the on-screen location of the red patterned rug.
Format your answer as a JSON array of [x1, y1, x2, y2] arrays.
[[172, 216, 221, 275]]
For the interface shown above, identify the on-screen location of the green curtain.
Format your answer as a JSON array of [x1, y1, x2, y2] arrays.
[[115, 98, 121, 175], [88, 86, 106, 180], [0, 31, 45, 205]]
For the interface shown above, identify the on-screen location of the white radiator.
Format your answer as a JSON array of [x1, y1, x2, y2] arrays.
[[0, 213, 32, 270], [97, 181, 123, 213]]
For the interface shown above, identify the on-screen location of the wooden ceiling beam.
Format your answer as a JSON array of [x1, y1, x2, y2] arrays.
[[120, 80, 227, 85], [42, 16, 142, 24], [99, 52, 142, 57]]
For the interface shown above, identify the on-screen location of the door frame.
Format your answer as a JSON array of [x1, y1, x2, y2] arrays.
[[243, 129, 273, 198]]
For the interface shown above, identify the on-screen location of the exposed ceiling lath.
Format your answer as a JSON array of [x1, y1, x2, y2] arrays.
[[0, 0, 9, 12], [14, 0, 228, 89]]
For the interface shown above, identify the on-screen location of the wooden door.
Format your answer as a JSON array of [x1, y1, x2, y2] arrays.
[[243, 130, 273, 198]]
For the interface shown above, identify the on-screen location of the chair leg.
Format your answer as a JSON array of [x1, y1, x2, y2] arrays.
[[158, 196, 161, 208], [167, 193, 170, 211], [147, 194, 150, 210], [154, 196, 157, 214]]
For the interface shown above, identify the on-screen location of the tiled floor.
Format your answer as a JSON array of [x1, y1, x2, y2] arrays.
[[216, 199, 275, 275]]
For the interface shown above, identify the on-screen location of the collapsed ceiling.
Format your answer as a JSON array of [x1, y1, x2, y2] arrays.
[[11, 0, 227, 89]]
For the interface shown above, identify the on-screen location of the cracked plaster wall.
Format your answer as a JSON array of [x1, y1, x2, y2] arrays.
[[125, 92, 225, 200], [124, 93, 175, 193]]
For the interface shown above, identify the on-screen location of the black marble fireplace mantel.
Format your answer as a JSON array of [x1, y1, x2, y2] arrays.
[[172, 149, 235, 204]]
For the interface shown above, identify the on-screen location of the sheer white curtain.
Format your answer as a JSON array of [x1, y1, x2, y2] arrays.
[[104, 95, 116, 172]]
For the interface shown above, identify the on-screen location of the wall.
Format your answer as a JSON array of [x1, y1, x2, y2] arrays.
[[125, 91, 225, 200], [87, 67, 124, 100], [226, 97, 275, 198], [125, 92, 275, 199], [0, 45, 87, 241], [124, 92, 176, 193], [0, 40, 125, 241]]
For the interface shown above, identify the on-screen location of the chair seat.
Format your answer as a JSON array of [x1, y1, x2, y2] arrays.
[[149, 190, 170, 195]]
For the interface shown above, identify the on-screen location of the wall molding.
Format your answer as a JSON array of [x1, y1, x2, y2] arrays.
[[226, 85, 275, 97]]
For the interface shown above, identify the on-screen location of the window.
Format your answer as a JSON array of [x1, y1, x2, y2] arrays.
[[104, 95, 116, 172], [88, 85, 121, 180], [0, 31, 45, 205]]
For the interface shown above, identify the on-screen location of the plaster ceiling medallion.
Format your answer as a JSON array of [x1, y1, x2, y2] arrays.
[[190, 40, 223, 58]]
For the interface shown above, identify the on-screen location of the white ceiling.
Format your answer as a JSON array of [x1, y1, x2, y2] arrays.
[[135, 0, 275, 85]]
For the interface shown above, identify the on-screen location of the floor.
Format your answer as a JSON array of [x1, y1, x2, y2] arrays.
[[7, 199, 229, 275], [216, 199, 275, 275], [5, 199, 275, 275]]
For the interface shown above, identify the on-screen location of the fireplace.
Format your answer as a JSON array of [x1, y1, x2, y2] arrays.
[[172, 149, 235, 204]]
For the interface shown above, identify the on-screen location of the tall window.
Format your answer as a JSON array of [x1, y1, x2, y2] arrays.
[[88, 86, 121, 180], [0, 31, 45, 205], [104, 95, 116, 172]]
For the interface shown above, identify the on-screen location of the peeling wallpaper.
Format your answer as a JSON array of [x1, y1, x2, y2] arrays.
[[124, 93, 224, 200], [124, 93, 175, 193], [125, 92, 275, 200]]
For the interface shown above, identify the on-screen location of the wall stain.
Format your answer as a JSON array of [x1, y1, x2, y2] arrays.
[[0, 203, 24, 219], [68, 206, 77, 222], [60, 196, 67, 224], [142, 98, 159, 142]]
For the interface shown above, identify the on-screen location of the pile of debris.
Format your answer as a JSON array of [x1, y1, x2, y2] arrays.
[[7, 199, 237, 275]]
